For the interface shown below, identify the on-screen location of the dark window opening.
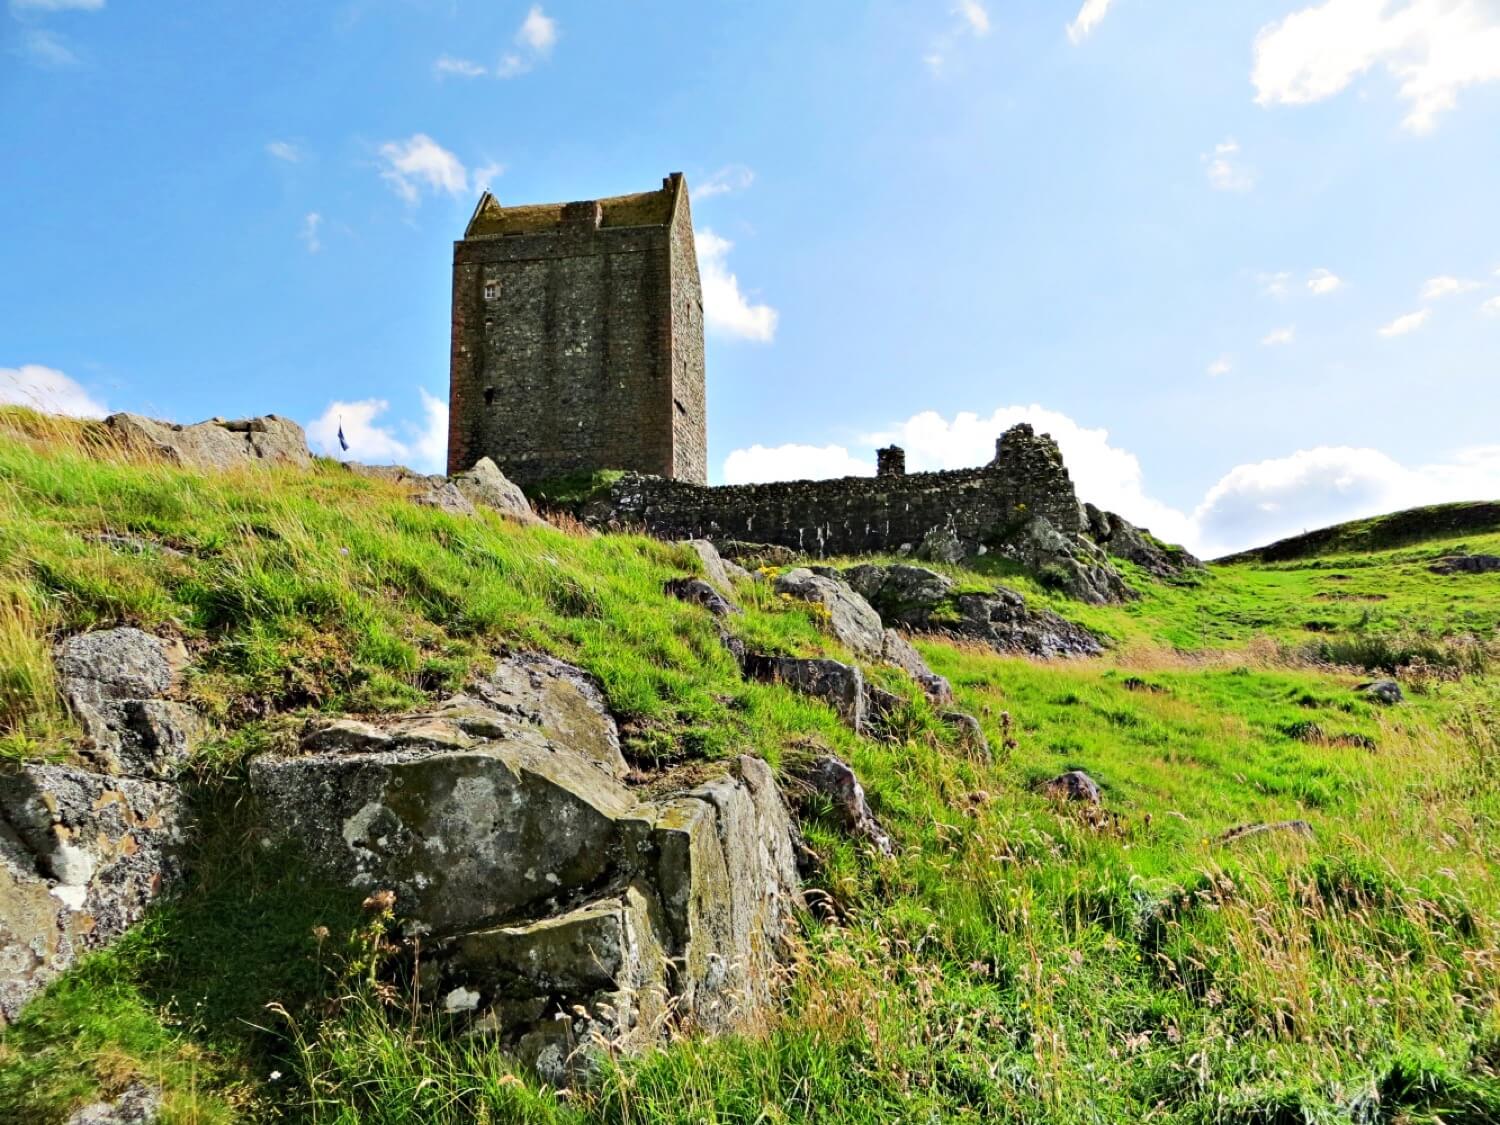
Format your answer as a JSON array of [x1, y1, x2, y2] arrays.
[[484, 387, 496, 406], [674, 398, 687, 417]]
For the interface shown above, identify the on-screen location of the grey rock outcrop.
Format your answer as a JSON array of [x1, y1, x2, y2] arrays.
[[1218, 820, 1314, 845], [54, 628, 201, 780], [773, 568, 885, 661], [665, 577, 739, 617], [844, 564, 1103, 660], [1085, 504, 1204, 579], [64, 1082, 162, 1124], [0, 764, 185, 1025], [1004, 515, 1132, 605], [105, 413, 311, 471], [742, 655, 868, 732], [797, 755, 893, 857], [1036, 770, 1102, 805], [681, 539, 747, 595], [1430, 554, 1500, 575], [916, 526, 965, 565], [1359, 679, 1404, 705], [250, 656, 801, 1075], [452, 457, 543, 524], [880, 629, 952, 703]]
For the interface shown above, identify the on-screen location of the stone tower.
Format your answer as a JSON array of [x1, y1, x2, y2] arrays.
[[447, 173, 706, 486]]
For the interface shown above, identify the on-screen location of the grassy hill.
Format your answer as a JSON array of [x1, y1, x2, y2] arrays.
[[2, 408, 1498, 1124], [1217, 500, 1500, 564]]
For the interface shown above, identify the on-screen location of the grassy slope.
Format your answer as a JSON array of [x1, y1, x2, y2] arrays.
[[1, 409, 1497, 1124]]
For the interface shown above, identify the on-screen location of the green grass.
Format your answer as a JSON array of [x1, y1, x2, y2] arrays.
[[2, 407, 1499, 1123]]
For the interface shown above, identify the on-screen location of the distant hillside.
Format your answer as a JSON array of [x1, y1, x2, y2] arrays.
[[1218, 500, 1500, 563]]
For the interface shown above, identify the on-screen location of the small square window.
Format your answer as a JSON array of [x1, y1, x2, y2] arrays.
[[483, 281, 500, 300]]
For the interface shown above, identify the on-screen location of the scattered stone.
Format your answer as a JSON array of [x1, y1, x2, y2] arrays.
[[1120, 677, 1168, 694], [412, 481, 477, 517], [1036, 770, 1102, 806], [54, 628, 200, 779], [1359, 680, 1404, 706], [64, 1082, 163, 1125], [742, 655, 867, 732], [1430, 554, 1500, 575], [846, 564, 954, 622], [342, 462, 446, 489], [0, 764, 185, 1025], [880, 629, 952, 703], [105, 412, 310, 471], [451, 457, 543, 524], [797, 755, 894, 857], [773, 568, 885, 660], [915, 525, 965, 565], [1218, 820, 1314, 845], [664, 577, 739, 617]]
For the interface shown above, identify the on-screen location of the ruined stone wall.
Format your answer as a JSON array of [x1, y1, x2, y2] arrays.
[[601, 464, 1077, 558], [667, 188, 707, 484]]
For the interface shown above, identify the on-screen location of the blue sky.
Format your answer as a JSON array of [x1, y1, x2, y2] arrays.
[[3, 0, 1499, 555]]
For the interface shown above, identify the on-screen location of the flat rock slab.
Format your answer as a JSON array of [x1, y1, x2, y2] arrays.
[[472, 652, 628, 778]]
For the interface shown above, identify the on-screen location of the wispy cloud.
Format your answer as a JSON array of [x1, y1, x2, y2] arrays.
[[1421, 275, 1480, 301], [266, 140, 300, 163], [1481, 296, 1500, 318], [472, 161, 503, 193], [926, 0, 991, 74], [1378, 309, 1430, 337], [20, 28, 77, 66], [1, 364, 109, 417], [1207, 355, 1233, 377], [697, 229, 778, 343], [378, 134, 467, 203], [954, 0, 990, 36], [696, 165, 754, 200], [1259, 271, 1293, 298], [1307, 268, 1343, 295], [1262, 326, 1296, 346], [10, 0, 105, 9], [1203, 138, 1254, 192], [434, 55, 485, 79], [300, 212, 322, 254], [1067, 0, 1115, 44], [1253, 0, 1500, 133]]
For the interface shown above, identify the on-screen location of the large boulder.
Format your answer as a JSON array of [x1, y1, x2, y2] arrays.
[[1003, 515, 1132, 605], [105, 413, 310, 471], [249, 657, 801, 1076], [412, 481, 477, 517], [1430, 554, 1500, 575], [54, 628, 201, 779], [0, 764, 185, 1025], [773, 569, 885, 661], [451, 458, 543, 525], [796, 756, 893, 857], [680, 539, 747, 595], [742, 654, 868, 732]]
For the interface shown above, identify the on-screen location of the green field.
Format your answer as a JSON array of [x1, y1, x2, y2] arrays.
[[2, 409, 1498, 1124]]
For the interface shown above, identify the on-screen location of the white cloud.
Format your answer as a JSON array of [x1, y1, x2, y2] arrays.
[[300, 212, 322, 254], [1307, 267, 1344, 295], [1421, 274, 1480, 300], [924, 51, 947, 75], [21, 29, 77, 66], [1252, 0, 1500, 133], [1204, 138, 1254, 192], [11, 0, 104, 9], [723, 443, 873, 485], [955, 0, 990, 36], [723, 401, 1500, 557], [696, 165, 755, 200], [1482, 295, 1500, 317], [434, 55, 485, 78], [696, 229, 778, 343], [1207, 355, 1233, 377], [517, 5, 557, 53], [378, 134, 467, 203], [1262, 325, 1296, 346], [266, 141, 300, 163], [1068, 0, 1115, 44], [305, 391, 447, 474], [0, 364, 108, 418], [1378, 308, 1430, 336]]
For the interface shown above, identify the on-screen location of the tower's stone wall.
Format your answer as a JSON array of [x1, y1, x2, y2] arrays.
[[448, 175, 706, 486]]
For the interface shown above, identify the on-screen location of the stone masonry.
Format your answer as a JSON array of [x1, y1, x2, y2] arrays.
[[448, 174, 706, 486]]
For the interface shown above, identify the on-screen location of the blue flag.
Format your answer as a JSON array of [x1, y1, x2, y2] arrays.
[[338, 422, 348, 452]]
